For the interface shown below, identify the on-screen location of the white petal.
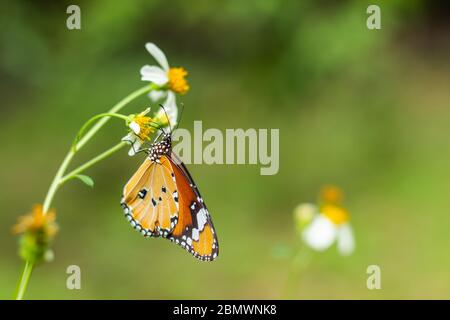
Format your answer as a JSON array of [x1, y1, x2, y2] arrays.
[[148, 90, 167, 102], [121, 133, 136, 143], [139, 107, 151, 116], [302, 215, 337, 251], [122, 133, 143, 156], [128, 148, 136, 156], [140, 65, 168, 85], [128, 139, 142, 156], [337, 223, 355, 256], [294, 203, 318, 225], [129, 121, 140, 134], [145, 42, 170, 71], [158, 91, 178, 129]]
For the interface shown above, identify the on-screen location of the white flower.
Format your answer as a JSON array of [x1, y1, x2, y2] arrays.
[[140, 43, 189, 130], [336, 223, 355, 256], [301, 204, 355, 256]]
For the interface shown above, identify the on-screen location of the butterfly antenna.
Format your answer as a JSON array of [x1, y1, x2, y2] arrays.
[[150, 121, 165, 142], [175, 102, 185, 131], [159, 104, 172, 136]]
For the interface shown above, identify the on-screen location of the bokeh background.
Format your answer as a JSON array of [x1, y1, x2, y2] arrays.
[[1, 0, 449, 299]]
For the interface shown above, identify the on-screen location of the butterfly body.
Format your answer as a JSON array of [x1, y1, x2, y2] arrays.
[[148, 135, 172, 163], [121, 133, 219, 261]]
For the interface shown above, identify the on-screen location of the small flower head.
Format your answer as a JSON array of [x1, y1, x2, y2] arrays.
[[321, 204, 349, 225], [128, 108, 156, 141], [320, 185, 343, 204], [140, 43, 190, 95], [122, 107, 172, 156], [122, 108, 155, 156], [12, 204, 58, 263], [12, 204, 58, 236], [167, 67, 189, 94], [297, 186, 355, 256], [140, 43, 183, 130]]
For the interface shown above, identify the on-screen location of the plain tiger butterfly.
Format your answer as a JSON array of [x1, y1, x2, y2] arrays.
[[120, 111, 219, 261]]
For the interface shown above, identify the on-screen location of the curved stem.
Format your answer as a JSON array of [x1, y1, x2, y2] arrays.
[[76, 84, 156, 150], [72, 113, 130, 151], [283, 245, 312, 299], [60, 141, 127, 186], [43, 151, 75, 213], [15, 261, 34, 300], [42, 84, 153, 215], [14, 84, 154, 300]]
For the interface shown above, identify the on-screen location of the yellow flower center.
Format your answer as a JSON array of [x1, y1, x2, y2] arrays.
[[168, 67, 189, 94], [133, 114, 156, 140], [320, 185, 343, 204], [12, 204, 58, 237], [321, 204, 349, 225]]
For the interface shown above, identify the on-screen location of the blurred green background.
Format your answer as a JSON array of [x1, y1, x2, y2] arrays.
[[1, 0, 449, 299]]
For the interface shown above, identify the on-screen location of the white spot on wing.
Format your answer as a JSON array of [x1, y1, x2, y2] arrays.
[[192, 228, 199, 241], [197, 208, 208, 231]]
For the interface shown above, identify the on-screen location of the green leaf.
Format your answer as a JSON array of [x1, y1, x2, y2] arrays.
[[74, 174, 94, 188]]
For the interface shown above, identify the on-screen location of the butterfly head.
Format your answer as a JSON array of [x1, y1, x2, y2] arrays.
[[161, 132, 172, 142], [149, 133, 172, 162]]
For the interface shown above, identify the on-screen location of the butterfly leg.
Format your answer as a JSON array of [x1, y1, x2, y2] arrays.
[[123, 139, 149, 155]]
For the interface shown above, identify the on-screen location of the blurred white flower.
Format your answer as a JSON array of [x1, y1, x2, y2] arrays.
[[302, 208, 355, 256], [297, 186, 355, 256], [141, 43, 189, 130], [293, 203, 316, 232]]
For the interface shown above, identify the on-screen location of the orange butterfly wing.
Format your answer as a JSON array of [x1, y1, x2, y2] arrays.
[[121, 153, 219, 261], [121, 156, 179, 237], [167, 153, 219, 261]]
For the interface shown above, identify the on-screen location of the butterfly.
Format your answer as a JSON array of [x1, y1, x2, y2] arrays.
[[121, 128, 219, 261]]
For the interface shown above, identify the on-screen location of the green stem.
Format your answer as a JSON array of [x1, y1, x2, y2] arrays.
[[42, 84, 153, 214], [60, 141, 127, 186], [76, 84, 156, 150], [43, 151, 75, 213], [16, 84, 154, 300], [15, 261, 34, 300], [283, 245, 312, 299], [72, 113, 130, 151]]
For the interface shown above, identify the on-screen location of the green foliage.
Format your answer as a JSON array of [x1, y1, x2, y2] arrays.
[[74, 175, 95, 188], [18, 231, 53, 264], [1, 0, 449, 299]]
